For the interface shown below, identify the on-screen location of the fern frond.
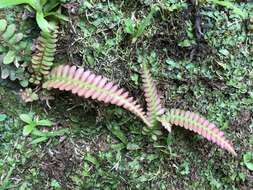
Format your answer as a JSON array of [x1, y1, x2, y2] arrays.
[[141, 64, 166, 133], [43, 65, 151, 127], [29, 23, 58, 84], [158, 109, 237, 155]]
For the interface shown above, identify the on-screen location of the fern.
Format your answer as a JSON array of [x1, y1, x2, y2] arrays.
[[43, 65, 237, 155], [29, 22, 58, 84], [141, 64, 166, 135], [158, 109, 237, 155], [43, 65, 151, 127]]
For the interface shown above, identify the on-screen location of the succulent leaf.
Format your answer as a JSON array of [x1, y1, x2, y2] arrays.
[[43, 65, 151, 127], [158, 109, 237, 155]]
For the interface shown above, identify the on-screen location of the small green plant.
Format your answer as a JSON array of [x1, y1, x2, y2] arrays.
[[207, 0, 248, 19], [243, 152, 253, 171], [43, 64, 237, 156], [0, 0, 68, 85], [0, 166, 15, 189], [0, 19, 31, 87], [19, 113, 69, 144], [19, 88, 39, 102], [0, 0, 67, 34], [124, 5, 159, 43]]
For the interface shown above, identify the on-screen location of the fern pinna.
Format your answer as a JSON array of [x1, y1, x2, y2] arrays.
[[29, 23, 58, 84], [43, 64, 236, 156], [43, 65, 151, 127], [158, 109, 237, 155]]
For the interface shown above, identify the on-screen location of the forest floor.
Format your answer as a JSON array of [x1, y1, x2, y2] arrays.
[[0, 0, 253, 189]]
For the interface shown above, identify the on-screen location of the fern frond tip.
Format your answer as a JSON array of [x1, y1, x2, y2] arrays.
[[161, 109, 237, 156]]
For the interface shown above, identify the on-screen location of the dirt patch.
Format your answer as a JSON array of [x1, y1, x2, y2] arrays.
[[40, 140, 81, 189], [231, 109, 252, 132]]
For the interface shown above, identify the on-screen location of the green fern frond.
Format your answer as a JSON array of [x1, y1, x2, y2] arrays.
[[158, 109, 237, 155], [43, 65, 151, 127], [29, 22, 58, 84], [141, 64, 165, 135]]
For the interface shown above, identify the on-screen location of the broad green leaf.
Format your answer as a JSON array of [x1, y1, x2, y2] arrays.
[[19, 114, 33, 123], [245, 162, 253, 171], [37, 119, 53, 126], [107, 124, 128, 144], [3, 50, 15, 64], [44, 12, 69, 21], [0, 0, 40, 10], [2, 24, 15, 40], [40, 0, 48, 7], [243, 152, 253, 171], [0, 114, 7, 121], [23, 124, 35, 136], [135, 5, 159, 38], [9, 33, 24, 44], [208, 0, 247, 18], [32, 128, 69, 137], [9, 69, 17, 80], [243, 152, 252, 163], [0, 19, 7, 33], [1, 68, 9, 79], [31, 128, 47, 137], [127, 143, 140, 150], [20, 80, 29, 87], [84, 153, 99, 167], [0, 46, 6, 52], [30, 136, 48, 144], [124, 18, 135, 34], [36, 11, 51, 33], [45, 128, 69, 137], [43, 0, 59, 13]]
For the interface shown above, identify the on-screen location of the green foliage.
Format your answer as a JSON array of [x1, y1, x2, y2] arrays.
[[0, 19, 31, 87], [19, 113, 69, 144], [19, 88, 39, 103], [124, 5, 160, 43], [207, 0, 248, 18], [243, 152, 253, 171], [0, 0, 67, 34]]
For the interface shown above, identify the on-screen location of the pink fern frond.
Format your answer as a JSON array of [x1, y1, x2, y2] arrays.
[[43, 65, 151, 127], [158, 109, 237, 156], [141, 64, 165, 128]]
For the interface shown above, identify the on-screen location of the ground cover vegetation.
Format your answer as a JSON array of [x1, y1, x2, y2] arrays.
[[0, 0, 252, 189]]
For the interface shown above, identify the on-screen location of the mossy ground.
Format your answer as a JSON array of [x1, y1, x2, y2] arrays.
[[0, 0, 253, 189]]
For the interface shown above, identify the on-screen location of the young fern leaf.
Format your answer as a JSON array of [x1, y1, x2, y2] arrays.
[[158, 109, 237, 155], [29, 23, 58, 84], [43, 65, 151, 127], [141, 64, 166, 132]]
